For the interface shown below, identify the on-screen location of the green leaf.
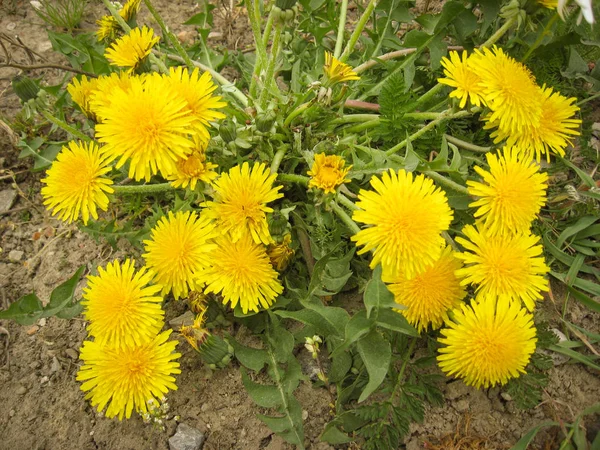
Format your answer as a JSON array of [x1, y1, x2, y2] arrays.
[[557, 216, 598, 248], [357, 329, 391, 402], [43, 266, 85, 317], [548, 343, 600, 371], [433, 2, 467, 33], [565, 254, 586, 286], [306, 243, 342, 299], [543, 235, 599, 276], [0, 293, 44, 325], [268, 322, 295, 364], [300, 297, 349, 336], [510, 421, 558, 450], [332, 310, 373, 357], [275, 309, 339, 336], [376, 308, 418, 336], [552, 272, 600, 298], [320, 423, 353, 444], [231, 339, 269, 371], [241, 369, 282, 408], [257, 395, 305, 448], [55, 302, 84, 320], [364, 265, 397, 318], [329, 351, 352, 383]]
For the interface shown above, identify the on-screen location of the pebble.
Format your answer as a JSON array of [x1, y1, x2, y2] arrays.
[[38, 318, 46, 327], [8, 250, 24, 262], [445, 380, 470, 400], [169, 423, 206, 450], [0, 189, 17, 213], [40, 376, 49, 384], [454, 399, 470, 412], [169, 311, 195, 329], [65, 348, 79, 360], [16, 385, 27, 395], [26, 325, 39, 335], [501, 392, 513, 401], [50, 356, 61, 373], [200, 403, 210, 412], [9, 410, 15, 417], [302, 410, 308, 420]]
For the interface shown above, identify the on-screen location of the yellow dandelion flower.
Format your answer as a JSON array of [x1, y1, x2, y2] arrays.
[[143, 211, 216, 300], [187, 290, 207, 314], [468, 147, 548, 235], [119, 0, 142, 21], [180, 308, 209, 352], [104, 26, 159, 70], [77, 330, 181, 420], [165, 67, 227, 141], [438, 50, 485, 108], [469, 46, 541, 136], [203, 162, 283, 245], [67, 75, 99, 119], [95, 74, 196, 181], [323, 51, 360, 87], [490, 85, 581, 162], [538, 0, 558, 8], [307, 153, 352, 194], [384, 246, 466, 333], [96, 15, 119, 42], [82, 259, 164, 349], [88, 72, 138, 122], [437, 296, 537, 389], [167, 136, 218, 190], [352, 169, 453, 277], [200, 233, 284, 314], [455, 224, 549, 311], [267, 233, 295, 271], [41, 141, 114, 225]]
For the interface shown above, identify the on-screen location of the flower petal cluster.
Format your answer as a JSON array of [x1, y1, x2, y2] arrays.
[[437, 296, 537, 389], [323, 51, 360, 87], [167, 136, 218, 190], [77, 330, 181, 420], [143, 211, 216, 299], [67, 75, 99, 119], [455, 224, 549, 311], [384, 246, 466, 333], [468, 147, 548, 235], [352, 169, 453, 277], [267, 234, 294, 271], [307, 153, 352, 194], [203, 162, 283, 245], [96, 15, 119, 42], [120, 0, 142, 21], [104, 26, 159, 70], [439, 47, 580, 161], [41, 141, 114, 225]]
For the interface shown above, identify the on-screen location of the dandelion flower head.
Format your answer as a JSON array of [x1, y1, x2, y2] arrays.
[[104, 26, 159, 70], [437, 296, 537, 389], [67, 75, 99, 119], [468, 147, 548, 235], [323, 51, 360, 87], [143, 211, 216, 299], [88, 72, 137, 122], [96, 15, 119, 42], [41, 141, 114, 225], [77, 330, 181, 420], [352, 169, 453, 277], [267, 233, 295, 271], [307, 153, 352, 194], [455, 224, 549, 311], [203, 162, 283, 245], [167, 136, 218, 190], [199, 234, 284, 314], [438, 50, 485, 108], [384, 246, 466, 333], [119, 0, 142, 21]]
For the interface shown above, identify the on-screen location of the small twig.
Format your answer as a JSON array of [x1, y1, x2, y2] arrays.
[[0, 205, 29, 217], [0, 62, 97, 78], [344, 99, 380, 112]]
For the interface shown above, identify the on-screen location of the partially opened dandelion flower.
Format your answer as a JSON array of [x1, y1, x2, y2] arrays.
[[438, 50, 485, 108], [267, 234, 295, 271], [67, 75, 99, 119], [95, 74, 196, 181], [468, 147, 548, 235], [143, 211, 216, 300], [96, 15, 119, 42], [437, 296, 537, 389], [323, 51, 360, 87], [352, 169, 453, 277], [41, 141, 114, 225], [204, 162, 283, 245], [104, 26, 159, 70], [166, 67, 227, 142], [119, 0, 142, 21], [180, 308, 209, 352], [307, 153, 352, 194], [167, 136, 218, 190], [199, 234, 284, 314], [82, 259, 164, 349], [77, 330, 181, 420], [455, 224, 549, 311], [384, 246, 466, 333]]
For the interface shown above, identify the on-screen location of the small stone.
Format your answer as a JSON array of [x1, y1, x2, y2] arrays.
[[501, 392, 512, 402], [65, 348, 79, 360], [445, 380, 470, 400], [169, 423, 206, 450], [169, 311, 195, 329], [16, 385, 27, 395], [200, 403, 210, 412], [302, 410, 308, 420], [89, 430, 94, 437], [50, 356, 61, 373], [9, 409, 15, 417], [38, 318, 47, 327], [26, 325, 39, 335], [8, 250, 24, 262], [406, 439, 420, 450], [0, 189, 17, 213], [40, 376, 49, 384], [454, 399, 470, 412]]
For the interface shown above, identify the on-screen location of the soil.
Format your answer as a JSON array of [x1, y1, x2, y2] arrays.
[[1, 1, 599, 450]]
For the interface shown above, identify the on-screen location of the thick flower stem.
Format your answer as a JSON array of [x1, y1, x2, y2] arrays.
[[330, 202, 361, 235], [247, 0, 268, 97], [284, 101, 313, 127], [40, 110, 91, 142], [270, 147, 287, 174], [422, 171, 469, 195], [444, 134, 492, 153], [259, 22, 284, 109], [522, 13, 559, 62], [112, 183, 174, 195], [482, 15, 518, 48], [340, 0, 378, 63], [413, 83, 445, 109], [337, 193, 359, 211], [278, 173, 309, 186], [262, 7, 276, 49], [333, 0, 349, 59]]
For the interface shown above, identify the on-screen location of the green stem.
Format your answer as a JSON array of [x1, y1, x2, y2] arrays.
[[247, 0, 268, 98], [340, 0, 377, 63], [333, 0, 349, 58], [270, 147, 287, 174], [337, 193, 359, 211], [444, 134, 492, 153], [413, 83, 445, 110], [385, 109, 472, 156], [333, 114, 380, 124], [259, 22, 284, 109], [576, 91, 600, 106], [422, 171, 469, 195], [278, 173, 309, 186], [144, 0, 195, 71], [262, 6, 275, 48], [40, 110, 91, 142], [481, 15, 517, 48], [113, 183, 174, 195], [330, 201, 361, 234], [344, 119, 380, 134], [368, 0, 396, 60], [284, 101, 313, 127], [354, 48, 417, 74], [522, 14, 559, 62], [391, 338, 417, 402], [101, 0, 130, 31]]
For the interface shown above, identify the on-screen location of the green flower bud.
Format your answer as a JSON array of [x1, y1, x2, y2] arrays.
[[12, 75, 40, 103], [275, 0, 296, 10], [256, 110, 277, 132], [219, 120, 237, 143]]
